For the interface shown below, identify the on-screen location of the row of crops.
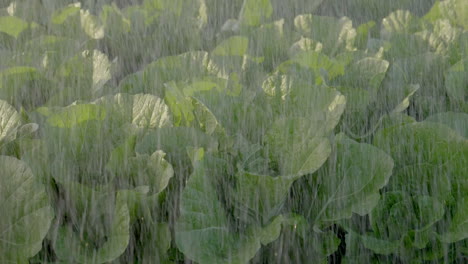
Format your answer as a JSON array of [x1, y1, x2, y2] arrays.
[[0, 0, 466, 263]]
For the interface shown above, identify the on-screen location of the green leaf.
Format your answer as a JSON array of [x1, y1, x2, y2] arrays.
[[266, 117, 332, 176], [175, 155, 285, 264], [265, 86, 345, 176], [51, 4, 80, 25], [91, 50, 112, 95], [381, 10, 421, 39], [100, 4, 131, 35], [294, 15, 356, 55], [312, 134, 394, 223], [417, 19, 461, 58], [0, 16, 30, 38], [0, 67, 53, 109], [50, 50, 113, 104], [439, 195, 468, 243], [359, 233, 400, 255], [445, 59, 467, 104], [54, 191, 130, 263], [373, 122, 468, 200], [368, 192, 444, 251], [288, 36, 323, 57], [337, 57, 389, 100], [212, 36, 249, 57], [94, 93, 172, 129], [291, 51, 346, 79], [354, 20, 376, 49], [438, 0, 468, 29], [163, 82, 195, 126], [231, 170, 303, 223], [425, 112, 468, 138], [391, 84, 419, 114], [107, 150, 174, 195], [238, 0, 273, 27], [135, 127, 218, 164], [0, 99, 21, 144], [0, 156, 54, 263], [132, 221, 172, 263], [380, 52, 446, 115], [80, 9, 104, 39], [120, 51, 211, 95], [46, 104, 106, 128]]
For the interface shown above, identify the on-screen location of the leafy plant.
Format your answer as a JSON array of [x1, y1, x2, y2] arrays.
[[0, 0, 467, 263]]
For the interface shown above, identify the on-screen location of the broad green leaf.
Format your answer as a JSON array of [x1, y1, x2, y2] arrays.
[[50, 3, 83, 39], [107, 150, 174, 195], [80, 9, 104, 39], [381, 10, 421, 39], [425, 112, 468, 138], [262, 61, 320, 99], [135, 127, 218, 164], [94, 93, 172, 129], [373, 122, 468, 200], [91, 50, 112, 95], [340, 57, 389, 97], [439, 195, 468, 243], [417, 19, 461, 58], [264, 85, 345, 176], [354, 20, 376, 49], [380, 112, 416, 129], [100, 4, 131, 35], [231, 170, 303, 223], [424, 1, 444, 22], [51, 4, 80, 25], [288, 36, 323, 57], [266, 117, 332, 176], [294, 15, 356, 55], [129, 221, 172, 263], [163, 82, 195, 126], [150, 51, 211, 82], [339, 88, 371, 116], [312, 134, 394, 223], [51, 50, 113, 104], [291, 51, 345, 79], [212, 36, 249, 57], [248, 19, 286, 67], [191, 97, 226, 136], [54, 191, 130, 264], [380, 52, 446, 115], [175, 155, 285, 264], [225, 93, 340, 221], [342, 230, 379, 263], [282, 85, 346, 133], [367, 192, 444, 252], [120, 51, 211, 95], [385, 33, 432, 58], [46, 104, 106, 128], [0, 99, 21, 143], [114, 186, 150, 220], [391, 84, 419, 113], [0, 66, 53, 109], [445, 59, 467, 104], [0, 156, 54, 263], [4, 0, 49, 25], [359, 234, 400, 255], [22, 35, 81, 73], [438, 0, 468, 29], [0, 16, 30, 38], [238, 0, 273, 27]]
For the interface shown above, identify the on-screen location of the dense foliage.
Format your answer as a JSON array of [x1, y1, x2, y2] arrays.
[[0, 0, 467, 263]]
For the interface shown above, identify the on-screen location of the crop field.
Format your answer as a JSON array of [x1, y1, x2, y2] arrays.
[[0, 0, 467, 263]]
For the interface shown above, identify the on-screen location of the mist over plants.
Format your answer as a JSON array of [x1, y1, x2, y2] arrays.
[[0, 0, 467, 263]]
